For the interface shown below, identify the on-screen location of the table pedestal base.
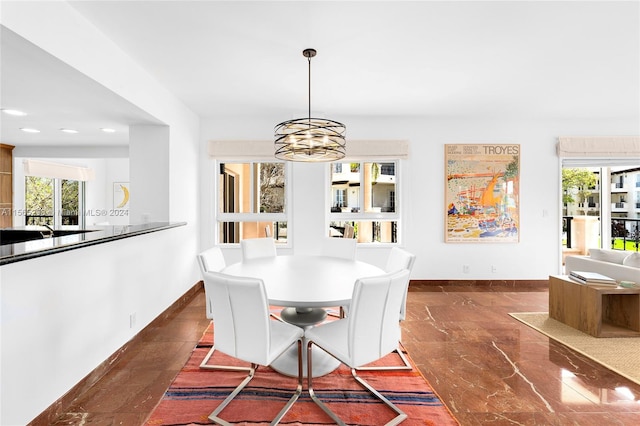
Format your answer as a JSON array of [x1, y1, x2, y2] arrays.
[[271, 338, 340, 378], [280, 307, 327, 326], [273, 307, 338, 377]]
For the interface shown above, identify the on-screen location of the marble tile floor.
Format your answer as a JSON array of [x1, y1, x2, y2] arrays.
[[45, 284, 640, 426]]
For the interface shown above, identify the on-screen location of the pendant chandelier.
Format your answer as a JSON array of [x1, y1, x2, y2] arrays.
[[274, 49, 346, 162]]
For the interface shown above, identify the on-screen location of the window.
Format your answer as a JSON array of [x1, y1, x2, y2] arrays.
[[216, 161, 289, 244], [25, 176, 84, 226], [329, 161, 399, 243], [558, 136, 640, 260], [562, 165, 640, 253]]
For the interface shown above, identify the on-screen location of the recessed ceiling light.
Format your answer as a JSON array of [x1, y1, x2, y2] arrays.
[[60, 128, 79, 134], [1, 109, 27, 116], [20, 128, 40, 133], [101, 128, 116, 133]]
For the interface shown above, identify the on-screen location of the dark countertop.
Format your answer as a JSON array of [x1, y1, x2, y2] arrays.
[[0, 222, 186, 266]]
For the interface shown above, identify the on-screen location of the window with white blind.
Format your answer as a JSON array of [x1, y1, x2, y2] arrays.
[[328, 160, 400, 243], [24, 176, 84, 227], [216, 161, 290, 244], [558, 136, 640, 252]]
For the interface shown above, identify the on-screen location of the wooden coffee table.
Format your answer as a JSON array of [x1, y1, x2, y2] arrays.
[[548, 275, 640, 338]]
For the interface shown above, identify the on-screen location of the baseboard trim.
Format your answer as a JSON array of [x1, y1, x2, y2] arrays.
[[28, 281, 203, 426], [409, 279, 549, 291]]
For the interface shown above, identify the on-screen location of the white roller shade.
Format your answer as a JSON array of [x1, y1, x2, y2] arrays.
[[342, 140, 409, 160], [23, 159, 95, 181], [557, 136, 640, 156], [208, 140, 409, 160]]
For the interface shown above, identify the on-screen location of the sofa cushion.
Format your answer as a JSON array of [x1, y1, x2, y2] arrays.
[[623, 252, 640, 268], [588, 248, 629, 264]]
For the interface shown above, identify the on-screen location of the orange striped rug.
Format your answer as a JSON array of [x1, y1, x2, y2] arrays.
[[145, 322, 458, 425]]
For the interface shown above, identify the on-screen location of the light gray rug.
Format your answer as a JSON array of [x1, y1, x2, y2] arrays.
[[509, 312, 640, 386]]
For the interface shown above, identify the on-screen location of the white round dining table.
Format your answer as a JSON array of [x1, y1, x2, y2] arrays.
[[221, 255, 384, 377]]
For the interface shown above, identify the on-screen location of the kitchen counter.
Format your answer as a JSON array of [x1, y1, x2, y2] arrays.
[[0, 222, 186, 265]]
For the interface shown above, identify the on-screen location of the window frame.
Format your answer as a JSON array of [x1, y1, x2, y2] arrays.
[[24, 176, 85, 228], [214, 160, 292, 246], [327, 159, 402, 245], [561, 162, 640, 252]]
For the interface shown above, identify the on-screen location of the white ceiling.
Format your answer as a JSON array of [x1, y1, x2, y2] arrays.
[[0, 26, 162, 147], [2, 1, 639, 147]]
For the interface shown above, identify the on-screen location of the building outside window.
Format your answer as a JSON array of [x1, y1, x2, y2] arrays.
[[216, 161, 289, 244], [329, 161, 399, 243], [562, 165, 640, 252]]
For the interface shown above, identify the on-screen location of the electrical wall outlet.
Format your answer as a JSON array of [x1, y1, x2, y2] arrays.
[[129, 312, 136, 329], [463, 265, 470, 273]]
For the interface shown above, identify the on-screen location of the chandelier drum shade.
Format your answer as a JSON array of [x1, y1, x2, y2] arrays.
[[274, 49, 346, 162]]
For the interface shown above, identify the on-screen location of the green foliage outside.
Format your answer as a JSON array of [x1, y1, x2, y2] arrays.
[[25, 176, 53, 225], [25, 177, 79, 225], [562, 168, 597, 205], [370, 162, 379, 184], [61, 180, 79, 224]]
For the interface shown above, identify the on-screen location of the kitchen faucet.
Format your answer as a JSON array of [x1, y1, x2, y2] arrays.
[[41, 224, 55, 238]]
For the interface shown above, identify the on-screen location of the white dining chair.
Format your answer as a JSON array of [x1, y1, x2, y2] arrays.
[[197, 246, 226, 276], [197, 247, 252, 372], [203, 271, 304, 425], [240, 237, 289, 323], [385, 247, 416, 321], [321, 237, 357, 318], [241, 237, 277, 260], [358, 247, 416, 371], [305, 269, 411, 426]]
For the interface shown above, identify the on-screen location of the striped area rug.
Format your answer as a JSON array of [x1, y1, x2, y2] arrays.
[[145, 322, 458, 425]]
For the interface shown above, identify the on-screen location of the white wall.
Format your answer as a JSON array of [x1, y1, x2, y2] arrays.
[[201, 116, 640, 280], [129, 125, 170, 223], [1, 3, 200, 425], [1, 227, 188, 425]]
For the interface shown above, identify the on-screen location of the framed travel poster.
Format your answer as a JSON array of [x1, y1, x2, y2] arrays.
[[445, 144, 520, 243]]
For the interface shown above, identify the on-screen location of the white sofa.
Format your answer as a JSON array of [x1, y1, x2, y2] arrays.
[[564, 248, 640, 284]]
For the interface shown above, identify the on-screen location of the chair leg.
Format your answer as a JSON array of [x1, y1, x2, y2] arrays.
[[307, 341, 408, 426], [327, 306, 346, 319], [270, 312, 285, 322], [355, 345, 412, 371], [199, 345, 253, 372], [208, 363, 258, 425], [307, 341, 347, 426], [350, 368, 407, 425], [209, 341, 304, 426], [271, 340, 303, 425]]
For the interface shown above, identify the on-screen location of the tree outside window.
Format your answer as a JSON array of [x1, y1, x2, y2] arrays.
[[562, 168, 597, 215], [25, 176, 81, 226]]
